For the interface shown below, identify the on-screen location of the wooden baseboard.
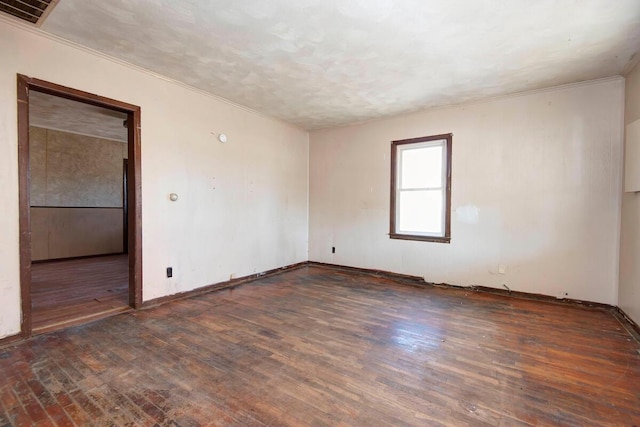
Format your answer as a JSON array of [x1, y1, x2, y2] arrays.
[[307, 261, 427, 285], [614, 307, 640, 340], [311, 262, 640, 340], [3, 259, 639, 348], [141, 261, 308, 309], [310, 261, 614, 310], [0, 332, 25, 349], [470, 285, 613, 310]]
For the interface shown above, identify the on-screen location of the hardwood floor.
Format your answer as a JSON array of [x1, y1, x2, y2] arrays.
[[1, 265, 639, 426], [31, 255, 130, 333]]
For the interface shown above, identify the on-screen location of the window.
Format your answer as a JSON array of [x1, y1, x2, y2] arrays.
[[390, 133, 452, 243]]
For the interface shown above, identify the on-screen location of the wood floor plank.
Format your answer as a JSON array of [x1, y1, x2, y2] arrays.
[[31, 255, 130, 332], [1, 265, 639, 426]]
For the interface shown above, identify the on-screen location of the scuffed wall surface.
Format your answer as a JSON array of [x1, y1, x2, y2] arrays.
[[309, 79, 624, 305]]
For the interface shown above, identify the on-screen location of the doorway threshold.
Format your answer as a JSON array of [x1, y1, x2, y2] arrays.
[[32, 306, 132, 335]]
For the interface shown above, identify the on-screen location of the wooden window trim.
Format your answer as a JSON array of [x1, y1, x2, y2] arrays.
[[389, 133, 452, 243]]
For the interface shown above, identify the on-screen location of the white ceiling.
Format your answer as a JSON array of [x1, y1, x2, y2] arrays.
[[39, 0, 640, 130], [29, 91, 128, 142]]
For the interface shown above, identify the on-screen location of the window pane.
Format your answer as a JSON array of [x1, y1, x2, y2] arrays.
[[400, 144, 443, 189], [398, 190, 443, 234]]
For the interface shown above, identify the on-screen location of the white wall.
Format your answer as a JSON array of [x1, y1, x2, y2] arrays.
[[310, 79, 624, 305], [620, 62, 640, 324], [0, 19, 309, 338]]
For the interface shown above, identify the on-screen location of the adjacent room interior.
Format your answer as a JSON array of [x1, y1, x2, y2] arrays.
[[28, 91, 131, 332], [0, 0, 639, 425]]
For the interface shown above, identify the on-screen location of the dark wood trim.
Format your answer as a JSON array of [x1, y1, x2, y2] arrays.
[[615, 307, 640, 339], [142, 262, 308, 309], [444, 133, 452, 239], [16, 74, 143, 334], [311, 262, 621, 312], [308, 261, 426, 286], [123, 159, 129, 255], [389, 134, 396, 238], [127, 107, 142, 308], [31, 252, 126, 264], [389, 233, 451, 243], [470, 285, 613, 310], [389, 133, 452, 243], [0, 332, 26, 350], [19, 75, 139, 113], [391, 133, 453, 146], [17, 74, 31, 338], [313, 263, 640, 342], [30, 206, 124, 209], [5, 256, 640, 348]]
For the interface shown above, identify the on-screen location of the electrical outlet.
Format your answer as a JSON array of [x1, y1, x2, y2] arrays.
[[498, 265, 506, 274], [166, 267, 173, 278]]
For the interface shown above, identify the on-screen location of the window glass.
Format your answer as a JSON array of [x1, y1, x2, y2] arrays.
[[400, 145, 442, 189], [398, 190, 443, 234], [390, 133, 452, 243]]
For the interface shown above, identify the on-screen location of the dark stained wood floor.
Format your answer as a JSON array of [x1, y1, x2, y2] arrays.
[[2, 265, 639, 426], [31, 255, 130, 333]]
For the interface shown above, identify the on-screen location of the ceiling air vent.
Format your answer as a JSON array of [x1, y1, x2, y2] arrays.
[[0, 0, 58, 26]]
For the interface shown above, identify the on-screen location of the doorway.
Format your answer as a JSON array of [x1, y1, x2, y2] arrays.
[[17, 74, 142, 337]]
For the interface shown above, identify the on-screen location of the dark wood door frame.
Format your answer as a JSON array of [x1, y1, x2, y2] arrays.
[[17, 74, 143, 337], [123, 159, 129, 255]]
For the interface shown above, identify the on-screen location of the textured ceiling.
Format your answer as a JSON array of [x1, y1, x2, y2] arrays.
[[40, 0, 640, 130], [30, 91, 128, 142]]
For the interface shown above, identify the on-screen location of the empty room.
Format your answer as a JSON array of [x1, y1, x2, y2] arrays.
[[0, 1, 639, 426]]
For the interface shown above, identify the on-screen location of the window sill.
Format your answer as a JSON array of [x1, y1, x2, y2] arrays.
[[389, 233, 451, 243]]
